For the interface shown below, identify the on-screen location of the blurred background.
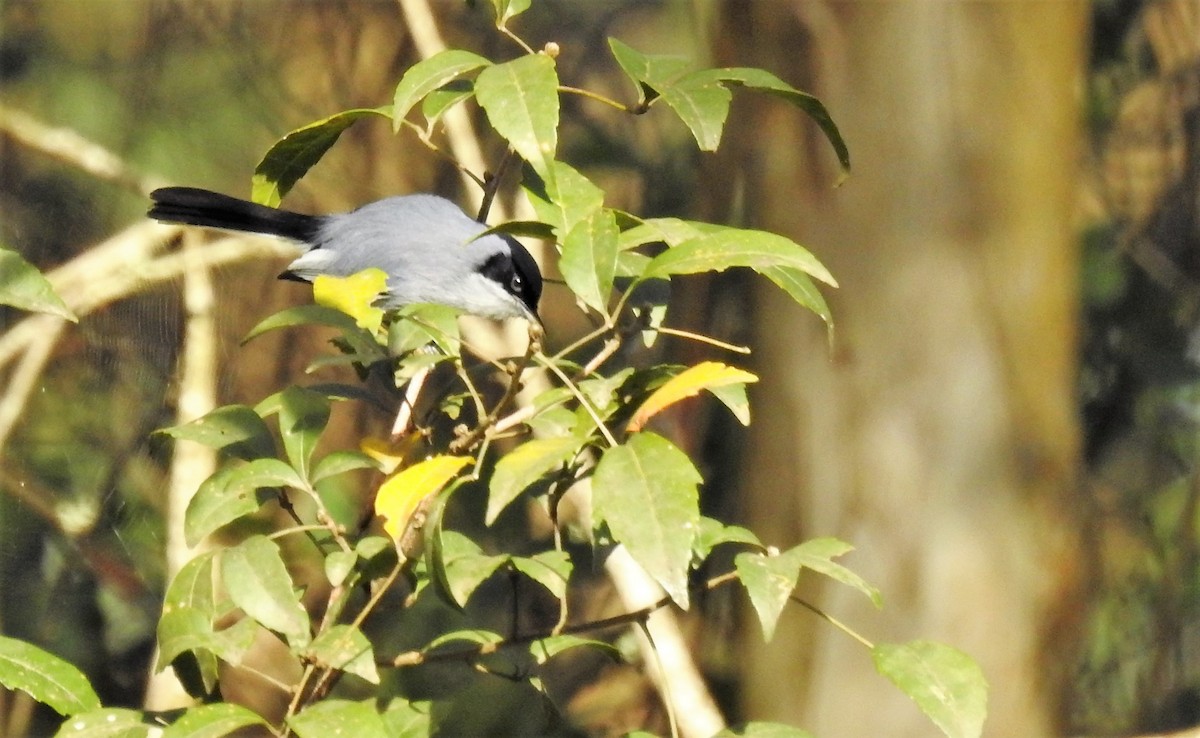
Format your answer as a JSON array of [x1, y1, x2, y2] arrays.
[[4, 0, 1200, 736]]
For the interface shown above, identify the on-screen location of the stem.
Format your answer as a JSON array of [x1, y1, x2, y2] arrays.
[[656, 326, 751, 354], [559, 85, 634, 112], [534, 351, 617, 447], [790, 595, 876, 649]]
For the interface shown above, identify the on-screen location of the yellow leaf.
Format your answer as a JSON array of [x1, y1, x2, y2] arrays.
[[375, 455, 471, 539], [360, 436, 418, 475], [626, 361, 758, 433], [312, 268, 388, 333]]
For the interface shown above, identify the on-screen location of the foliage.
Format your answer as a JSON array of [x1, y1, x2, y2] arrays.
[[0, 2, 987, 737]]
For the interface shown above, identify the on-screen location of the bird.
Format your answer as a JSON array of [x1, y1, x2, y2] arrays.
[[147, 187, 542, 322]]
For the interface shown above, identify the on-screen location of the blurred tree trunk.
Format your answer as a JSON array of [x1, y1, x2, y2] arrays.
[[713, 4, 1087, 736]]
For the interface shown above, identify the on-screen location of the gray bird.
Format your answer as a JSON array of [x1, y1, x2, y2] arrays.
[[148, 187, 542, 322]]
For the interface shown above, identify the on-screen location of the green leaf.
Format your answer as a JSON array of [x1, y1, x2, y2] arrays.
[[0, 249, 75, 321], [162, 703, 268, 738], [324, 550, 358, 587], [243, 304, 362, 343], [252, 107, 390, 207], [707, 381, 752, 426], [53, 707, 147, 736], [660, 71, 733, 151], [560, 209, 619, 314], [221, 535, 311, 647], [714, 722, 815, 738], [592, 432, 701, 608], [607, 38, 691, 105], [289, 699, 390, 738], [489, 0, 531, 26], [392, 50, 491, 128], [382, 699, 432, 736], [278, 386, 331, 480], [312, 450, 379, 485], [735, 550, 804, 641], [155, 607, 220, 697], [184, 459, 304, 546], [792, 537, 882, 608], [0, 635, 100, 717], [511, 550, 572, 601], [872, 641, 989, 738], [528, 634, 617, 664], [475, 54, 559, 182], [421, 81, 475, 127], [486, 436, 580, 524], [643, 229, 836, 287], [526, 160, 606, 234], [705, 66, 850, 174], [626, 361, 757, 432], [305, 625, 379, 685], [694, 516, 761, 559], [424, 628, 504, 652], [163, 552, 217, 616], [759, 265, 833, 331], [437, 531, 508, 608], [389, 303, 462, 356], [158, 405, 275, 461]]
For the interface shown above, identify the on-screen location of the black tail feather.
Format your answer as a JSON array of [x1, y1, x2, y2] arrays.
[[148, 187, 321, 244]]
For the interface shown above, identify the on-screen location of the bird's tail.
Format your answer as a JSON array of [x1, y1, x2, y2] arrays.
[[148, 187, 321, 244]]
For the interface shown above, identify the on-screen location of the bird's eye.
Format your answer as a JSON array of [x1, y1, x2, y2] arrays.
[[510, 272, 524, 293]]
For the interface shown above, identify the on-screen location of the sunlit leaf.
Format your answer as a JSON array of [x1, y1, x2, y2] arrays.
[[162, 703, 268, 738], [289, 699, 391, 738], [242, 304, 361, 343], [360, 436, 418, 475], [489, 0, 531, 25], [486, 436, 580, 524], [873, 641, 989, 738], [376, 456, 470, 540], [389, 303, 462, 356], [252, 108, 390, 207], [277, 386, 331, 481], [643, 229, 836, 287], [163, 552, 217, 616], [305, 625, 379, 684], [324, 550, 357, 588], [694, 516, 761, 559], [627, 361, 758, 432], [735, 549, 804, 641], [0, 635, 100, 717], [702, 66, 850, 174], [184, 459, 303, 546], [421, 81, 475, 127], [475, 54, 559, 182], [158, 405, 276, 461], [0, 249, 75, 321], [313, 268, 388, 335], [759, 265, 834, 332], [792, 537, 882, 608], [54, 708, 146, 736], [592, 432, 701, 608], [560, 209, 619, 314], [706, 382, 752, 426], [660, 72, 733, 151], [221, 535, 311, 647], [607, 38, 691, 106], [392, 50, 491, 128]]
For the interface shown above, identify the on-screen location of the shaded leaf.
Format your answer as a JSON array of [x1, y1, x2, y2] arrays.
[[0, 635, 100, 717], [162, 703, 268, 738], [872, 641, 988, 738], [305, 625, 379, 684], [694, 516, 761, 559], [158, 405, 275, 461], [392, 50, 491, 127], [592, 433, 701, 608], [421, 81, 475, 127], [706, 381, 752, 426], [221, 535, 310, 647], [487, 436, 580, 524], [0, 249, 75, 321], [243, 304, 361, 343], [714, 723, 815, 738], [529, 635, 617, 664], [312, 450, 379, 485], [376, 455, 470, 539], [760, 265, 833, 332], [252, 108, 390, 207], [312, 268, 388, 334], [627, 361, 757, 432], [437, 531, 509, 608], [511, 550, 572, 601], [475, 54, 559, 181], [163, 552, 217, 616], [324, 550, 357, 587], [489, 0, 531, 25], [184, 459, 303, 546]]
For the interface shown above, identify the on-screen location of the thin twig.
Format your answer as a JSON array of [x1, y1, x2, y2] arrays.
[[534, 352, 617, 447], [791, 595, 876, 649], [558, 85, 633, 112]]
